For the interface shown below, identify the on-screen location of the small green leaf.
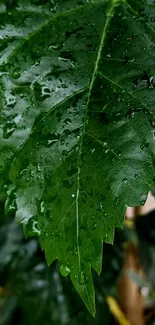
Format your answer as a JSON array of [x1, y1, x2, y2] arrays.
[[1, 0, 155, 314]]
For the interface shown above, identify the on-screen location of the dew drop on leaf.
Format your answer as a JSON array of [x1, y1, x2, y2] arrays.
[[60, 265, 70, 277], [115, 197, 120, 205], [64, 118, 71, 125], [40, 201, 45, 214], [47, 139, 58, 147], [6, 95, 17, 107], [61, 139, 65, 145], [62, 150, 68, 156], [122, 178, 128, 184], [49, 0, 57, 13], [3, 122, 16, 139], [32, 220, 41, 235], [103, 141, 107, 147], [11, 68, 21, 79]]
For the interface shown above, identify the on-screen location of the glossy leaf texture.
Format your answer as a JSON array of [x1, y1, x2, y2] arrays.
[[0, 215, 124, 325], [1, 0, 155, 314]]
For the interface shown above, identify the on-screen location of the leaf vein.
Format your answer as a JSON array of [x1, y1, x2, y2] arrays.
[[10, 86, 87, 170], [75, 0, 119, 271], [7, 0, 106, 63]]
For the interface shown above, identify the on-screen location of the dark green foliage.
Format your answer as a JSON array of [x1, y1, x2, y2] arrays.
[[136, 210, 155, 289], [0, 215, 124, 325]]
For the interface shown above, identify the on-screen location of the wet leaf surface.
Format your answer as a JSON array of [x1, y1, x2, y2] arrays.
[[0, 217, 123, 325], [1, 0, 155, 313]]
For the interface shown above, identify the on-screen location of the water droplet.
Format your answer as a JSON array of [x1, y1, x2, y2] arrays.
[[40, 201, 45, 214], [115, 197, 120, 205], [49, 44, 59, 51], [6, 95, 16, 107], [58, 56, 75, 68], [42, 86, 51, 98], [80, 271, 88, 284], [3, 185, 8, 191], [62, 150, 68, 156], [100, 202, 103, 210], [37, 164, 41, 172], [140, 200, 145, 205], [61, 139, 65, 145], [47, 139, 58, 147], [64, 118, 71, 125], [11, 68, 21, 79], [3, 121, 16, 138], [32, 220, 41, 235], [30, 170, 35, 177], [14, 114, 22, 124], [33, 82, 51, 101], [20, 168, 28, 176], [72, 194, 75, 198], [151, 120, 155, 127], [103, 141, 107, 147], [122, 178, 128, 184], [140, 144, 145, 150], [26, 177, 29, 184], [49, 0, 57, 13], [134, 173, 139, 179], [60, 265, 70, 277]]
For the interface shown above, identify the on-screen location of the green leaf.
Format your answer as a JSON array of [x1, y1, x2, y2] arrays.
[[1, 0, 155, 314], [0, 217, 120, 325]]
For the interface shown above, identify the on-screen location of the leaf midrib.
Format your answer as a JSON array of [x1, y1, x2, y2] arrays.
[[75, 0, 121, 273]]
